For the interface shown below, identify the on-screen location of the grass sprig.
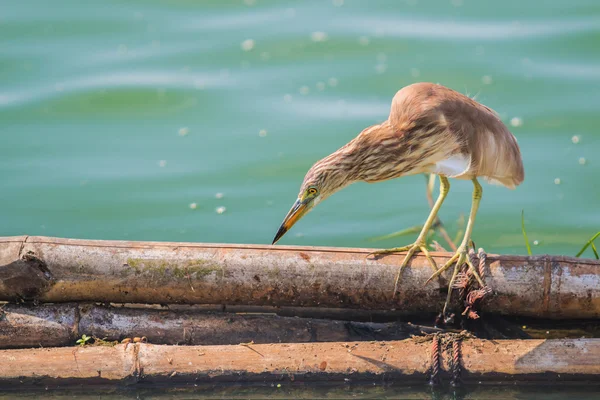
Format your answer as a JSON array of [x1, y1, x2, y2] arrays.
[[575, 231, 600, 259], [521, 210, 532, 256]]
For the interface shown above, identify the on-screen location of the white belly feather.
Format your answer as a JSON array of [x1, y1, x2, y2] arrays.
[[433, 154, 471, 178]]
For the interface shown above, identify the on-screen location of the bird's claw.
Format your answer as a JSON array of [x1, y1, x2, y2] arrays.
[[367, 242, 439, 297], [366, 245, 413, 259], [424, 245, 485, 287]]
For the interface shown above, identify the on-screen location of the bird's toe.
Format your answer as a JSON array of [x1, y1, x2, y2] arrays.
[[366, 244, 415, 259]]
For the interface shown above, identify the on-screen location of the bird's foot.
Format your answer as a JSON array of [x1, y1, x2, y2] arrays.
[[425, 245, 485, 287], [367, 244, 414, 258], [367, 241, 439, 296]]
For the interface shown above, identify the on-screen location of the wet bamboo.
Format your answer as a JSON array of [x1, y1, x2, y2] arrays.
[[1, 235, 600, 318], [0, 339, 599, 388], [0, 303, 439, 349]]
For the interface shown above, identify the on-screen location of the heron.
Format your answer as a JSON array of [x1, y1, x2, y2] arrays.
[[272, 82, 524, 303]]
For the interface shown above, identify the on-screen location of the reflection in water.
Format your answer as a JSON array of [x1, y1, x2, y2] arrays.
[[5, 383, 600, 399]]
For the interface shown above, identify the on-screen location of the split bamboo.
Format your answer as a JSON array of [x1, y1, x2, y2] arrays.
[[0, 303, 439, 348], [0, 339, 599, 388]]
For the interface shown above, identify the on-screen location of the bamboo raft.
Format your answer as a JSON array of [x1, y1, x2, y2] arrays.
[[1, 235, 599, 389]]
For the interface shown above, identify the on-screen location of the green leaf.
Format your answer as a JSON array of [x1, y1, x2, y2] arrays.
[[521, 210, 532, 256], [76, 334, 91, 346]]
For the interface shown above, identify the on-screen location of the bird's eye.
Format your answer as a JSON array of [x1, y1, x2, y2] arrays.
[[307, 187, 318, 195]]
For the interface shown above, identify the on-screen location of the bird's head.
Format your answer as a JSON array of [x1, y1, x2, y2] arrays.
[[272, 153, 354, 245]]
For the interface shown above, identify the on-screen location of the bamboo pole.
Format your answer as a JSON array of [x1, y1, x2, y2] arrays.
[[1, 236, 600, 318], [0, 303, 439, 349], [0, 339, 599, 388]]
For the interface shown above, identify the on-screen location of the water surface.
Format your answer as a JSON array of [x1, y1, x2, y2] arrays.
[[1, 3, 599, 256], [5, 384, 600, 399]]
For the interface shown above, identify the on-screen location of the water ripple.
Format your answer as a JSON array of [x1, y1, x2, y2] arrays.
[[530, 61, 600, 80], [334, 16, 600, 41], [0, 70, 232, 109], [274, 97, 389, 121]]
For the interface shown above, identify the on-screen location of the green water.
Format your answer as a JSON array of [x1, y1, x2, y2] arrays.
[[1, 0, 599, 256]]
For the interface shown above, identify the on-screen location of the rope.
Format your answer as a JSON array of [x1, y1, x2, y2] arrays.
[[450, 338, 462, 387], [461, 248, 492, 319], [455, 249, 479, 297], [429, 334, 441, 386], [421, 332, 472, 387], [477, 247, 487, 278], [469, 248, 479, 272]]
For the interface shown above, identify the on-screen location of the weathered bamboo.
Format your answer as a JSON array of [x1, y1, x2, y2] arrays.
[[1, 235, 600, 318], [0, 339, 599, 387], [4, 303, 598, 348], [0, 303, 439, 349]]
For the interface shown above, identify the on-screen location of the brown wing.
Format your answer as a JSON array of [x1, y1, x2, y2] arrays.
[[438, 88, 524, 188], [389, 83, 525, 188]]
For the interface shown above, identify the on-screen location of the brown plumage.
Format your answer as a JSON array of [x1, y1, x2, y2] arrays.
[[299, 82, 523, 196], [272, 82, 524, 311]]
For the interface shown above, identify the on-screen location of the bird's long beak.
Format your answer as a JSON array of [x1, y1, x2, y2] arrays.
[[272, 198, 309, 244]]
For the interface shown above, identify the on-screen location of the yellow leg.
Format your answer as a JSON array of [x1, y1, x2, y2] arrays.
[[368, 176, 451, 295], [426, 178, 485, 289]]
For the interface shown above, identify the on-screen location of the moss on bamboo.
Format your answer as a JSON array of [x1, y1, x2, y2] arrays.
[[125, 258, 221, 280]]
